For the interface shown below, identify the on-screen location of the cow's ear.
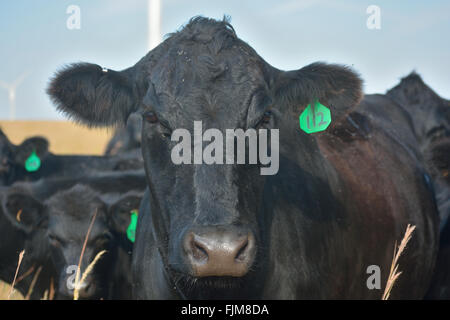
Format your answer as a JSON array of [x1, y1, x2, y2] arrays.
[[108, 194, 142, 235], [273, 62, 363, 124], [14, 137, 49, 166], [2, 192, 45, 233], [47, 63, 139, 127]]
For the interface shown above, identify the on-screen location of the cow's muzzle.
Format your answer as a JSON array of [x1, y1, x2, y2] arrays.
[[183, 226, 256, 278]]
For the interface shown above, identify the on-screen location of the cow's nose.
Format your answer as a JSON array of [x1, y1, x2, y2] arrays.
[[58, 275, 96, 300], [75, 279, 96, 299], [184, 228, 256, 277]]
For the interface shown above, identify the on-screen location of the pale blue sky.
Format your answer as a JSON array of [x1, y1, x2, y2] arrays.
[[0, 0, 449, 119]]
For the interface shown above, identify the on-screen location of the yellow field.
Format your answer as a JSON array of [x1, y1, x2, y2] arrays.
[[0, 121, 114, 155]]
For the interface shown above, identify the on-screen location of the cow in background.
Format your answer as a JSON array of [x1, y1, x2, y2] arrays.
[[0, 128, 143, 187], [1, 171, 146, 299], [375, 73, 450, 299]]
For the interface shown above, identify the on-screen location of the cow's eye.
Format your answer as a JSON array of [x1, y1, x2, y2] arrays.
[[262, 111, 272, 123], [255, 111, 272, 129], [143, 111, 158, 123], [93, 233, 112, 247], [160, 124, 172, 139], [48, 234, 63, 247]]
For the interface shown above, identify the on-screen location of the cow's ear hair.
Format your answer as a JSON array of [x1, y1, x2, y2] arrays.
[[2, 192, 45, 233], [273, 62, 363, 123], [47, 63, 138, 127], [108, 194, 142, 235], [14, 137, 49, 165]]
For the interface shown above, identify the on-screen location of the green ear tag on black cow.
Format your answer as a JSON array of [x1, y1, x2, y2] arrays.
[[25, 151, 41, 172], [299, 100, 332, 134], [127, 210, 138, 243]]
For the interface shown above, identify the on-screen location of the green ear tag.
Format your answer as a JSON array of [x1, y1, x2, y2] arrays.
[[299, 100, 332, 134], [127, 210, 138, 243], [25, 151, 41, 172]]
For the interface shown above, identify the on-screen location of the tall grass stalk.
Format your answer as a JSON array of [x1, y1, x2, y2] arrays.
[[382, 224, 416, 300]]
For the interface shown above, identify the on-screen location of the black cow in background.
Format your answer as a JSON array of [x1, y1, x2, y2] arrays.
[[47, 16, 439, 299], [1, 171, 146, 299], [0, 128, 144, 187], [0, 186, 57, 299], [0, 130, 48, 186], [375, 73, 450, 299], [104, 113, 142, 155]]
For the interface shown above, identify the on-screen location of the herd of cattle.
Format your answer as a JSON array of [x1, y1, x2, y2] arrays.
[[1, 17, 449, 299]]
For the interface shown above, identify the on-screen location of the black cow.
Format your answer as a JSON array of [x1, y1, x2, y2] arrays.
[[104, 113, 142, 155], [47, 16, 439, 299], [0, 128, 144, 187], [381, 73, 450, 299], [1, 171, 146, 299], [0, 129, 48, 186], [0, 184, 58, 300]]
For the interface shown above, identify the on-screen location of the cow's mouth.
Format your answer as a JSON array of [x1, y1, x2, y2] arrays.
[[171, 270, 253, 299]]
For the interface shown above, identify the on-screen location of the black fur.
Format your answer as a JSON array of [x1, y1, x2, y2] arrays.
[[47, 63, 137, 127]]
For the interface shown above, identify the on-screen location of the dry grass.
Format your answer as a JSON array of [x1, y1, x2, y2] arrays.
[[24, 266, 42, 300], [73, 209, 98, 300], [382, 224, 416, 300], [73, 209, 107, 300], [8, 250, 25, 299], [74, 250, 107, 300]]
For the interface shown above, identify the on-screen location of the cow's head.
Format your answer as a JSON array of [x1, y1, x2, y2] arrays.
[[0, 129, 49, 186], [3, 184, 141, 300], [386, 72, 450, 144], [47, 17, 362, 297]]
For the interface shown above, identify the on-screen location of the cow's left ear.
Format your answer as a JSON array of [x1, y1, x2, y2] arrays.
[[47, 63, 140, 127], [2, 191, 45, 234], [273, 62, 363, 123], [14, 136, 49, 166], [108, 194, 142, 235]]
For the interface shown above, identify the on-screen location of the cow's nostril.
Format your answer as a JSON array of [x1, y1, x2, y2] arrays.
[[192, 239, 208, 261], [235, 239, 249, 262]]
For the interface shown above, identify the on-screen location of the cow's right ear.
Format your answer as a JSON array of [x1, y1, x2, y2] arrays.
[[108, 194, 142, 235], [2, 192, 45, 233], [47, 63, 139, 127], [14, 136, 49, 166]]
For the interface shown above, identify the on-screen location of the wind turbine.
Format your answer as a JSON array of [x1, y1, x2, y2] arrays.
[[147, 0, 162, 51], [0, 72, 29, 120]]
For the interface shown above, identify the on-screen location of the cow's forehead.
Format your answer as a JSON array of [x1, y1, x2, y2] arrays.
[[49, 209, 107, 240], [148, 44, 267, 130]]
